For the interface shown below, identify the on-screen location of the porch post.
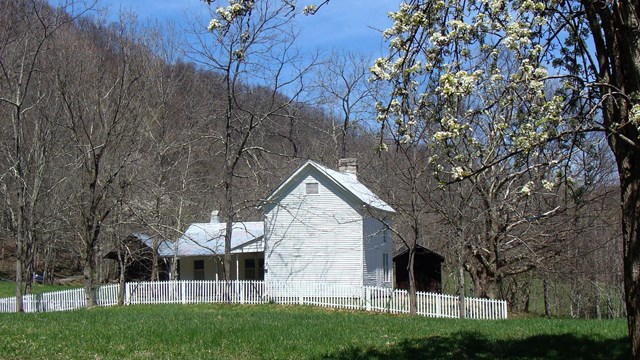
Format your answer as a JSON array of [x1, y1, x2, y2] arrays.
[[235, 256, 239, 280]]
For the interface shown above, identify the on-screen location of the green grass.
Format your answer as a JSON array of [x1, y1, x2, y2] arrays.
[[0, 304, 629, 359], [0, 280, 81, 298]]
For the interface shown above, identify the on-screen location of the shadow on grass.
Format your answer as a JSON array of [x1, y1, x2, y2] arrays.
[[318, 331, 630, 360]]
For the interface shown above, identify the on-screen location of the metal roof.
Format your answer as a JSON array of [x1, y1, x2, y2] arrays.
[[393, 244, 444, 261], [133, 233, 174, 257], [264, 160, 395, 213], [315, 161, 395, 213], [166, 221, 264, 257]]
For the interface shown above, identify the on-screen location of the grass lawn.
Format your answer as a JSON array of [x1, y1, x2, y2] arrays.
[[0, 280, 81, 298], [0, 303, 629, 359]]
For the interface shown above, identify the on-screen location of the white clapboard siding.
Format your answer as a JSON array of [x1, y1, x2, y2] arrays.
[[362, 217, 393, 287], [264, 173, 364, 286], [0, 280, 508, 320]]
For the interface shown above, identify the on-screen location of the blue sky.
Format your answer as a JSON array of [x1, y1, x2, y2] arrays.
[[103, 0, 399, 57]]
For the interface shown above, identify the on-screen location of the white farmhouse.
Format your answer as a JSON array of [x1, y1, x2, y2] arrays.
[[262, 159, 395, 288]]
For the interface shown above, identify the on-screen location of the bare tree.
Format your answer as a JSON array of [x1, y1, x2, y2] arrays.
[[53, 13, 148, 306], [310, 51, 376, 158], [0, 0, 92, 312], [194, 0, 313, 280], [127, 23, 205, 281]]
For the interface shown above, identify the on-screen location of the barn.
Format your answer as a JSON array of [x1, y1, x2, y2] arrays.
[[394, 244, 444, 293]]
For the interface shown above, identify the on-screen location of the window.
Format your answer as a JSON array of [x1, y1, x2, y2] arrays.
[[244, 258, 264, 280], [305, 182, 319, 195], [245, 258, 256, 280], [383, 253, 391, 283], [258, 258, 265, 280], [193, 260, 205, 280]]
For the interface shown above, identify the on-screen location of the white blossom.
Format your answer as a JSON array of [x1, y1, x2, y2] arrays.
[[630, 103, 640, 129], [434, 131, 454, 142], [207, 18, 222, 32], [542, 180, 554, 191], [520, 181, 534, 196], [451, 166, 466, 180], [303, 5, 317, 15]]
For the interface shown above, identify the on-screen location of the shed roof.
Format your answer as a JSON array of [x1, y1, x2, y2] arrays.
[[263, 160, 395, 213], [135, 233, 174, 257], [393, 244, 445, 262], [167, 221, 264, 257]]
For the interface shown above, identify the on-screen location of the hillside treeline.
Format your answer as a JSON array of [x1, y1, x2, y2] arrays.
[[0, 0, 623, 318]]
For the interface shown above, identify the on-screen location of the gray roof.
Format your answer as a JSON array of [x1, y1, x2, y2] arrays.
[[133, 233, 174, 257], [264, 160, 395, 213], [168, 221, 264, 257]]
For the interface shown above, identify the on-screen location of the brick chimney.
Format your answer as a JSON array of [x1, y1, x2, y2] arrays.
[[338, 158, 358, 179]]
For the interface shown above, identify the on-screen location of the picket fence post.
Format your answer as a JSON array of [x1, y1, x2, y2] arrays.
[[503, 300, 508, 319], [125, 283, 130, 305], [365, 287, 371, 312], [298, 283, 304, 305]]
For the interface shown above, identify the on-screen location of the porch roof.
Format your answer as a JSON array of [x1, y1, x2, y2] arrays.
[[165, 221, 264, 257], [135, 233, 174, 257]]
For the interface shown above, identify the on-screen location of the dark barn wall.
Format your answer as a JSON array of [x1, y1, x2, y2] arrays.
[[394, 247, 443, 293], [104, 236, 170, 282]]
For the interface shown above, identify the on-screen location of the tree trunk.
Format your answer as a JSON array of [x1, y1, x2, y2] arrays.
[[83, 245, 96, 307], [407, 247, 417, 315], [583, 0, 640, 353], [458, 266, 465, 319], [223, 153, 235, 282], [620, 167, 640, 356], [15, 256, 24, 313], [14, 117, 26, 313], [151, 250, 159, 282], [43, 243, 54, 285], [118, 261, 126, 306], [543, 276, 551, 318], [24, 238, 34, 295], [223, 200, 233, 283], [469, 266, 497, 299]]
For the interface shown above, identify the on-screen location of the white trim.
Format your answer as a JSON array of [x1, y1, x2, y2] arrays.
[[383, 253, 391, 283]]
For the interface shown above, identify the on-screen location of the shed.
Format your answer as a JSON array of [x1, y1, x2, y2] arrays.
[[104, 233, 172, 281], [394, 244, 444, 293]]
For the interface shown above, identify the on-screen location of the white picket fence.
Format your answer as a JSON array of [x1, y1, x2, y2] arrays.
[[0, 284, 120, 313], [0, 280, 507, 319]]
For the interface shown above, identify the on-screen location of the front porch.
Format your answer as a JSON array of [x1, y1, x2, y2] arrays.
[[178, 252, 264, 281]]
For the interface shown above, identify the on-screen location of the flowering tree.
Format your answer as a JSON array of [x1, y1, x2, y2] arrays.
[[370, 0, 640, 356], [369, 72, 593, 312]]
